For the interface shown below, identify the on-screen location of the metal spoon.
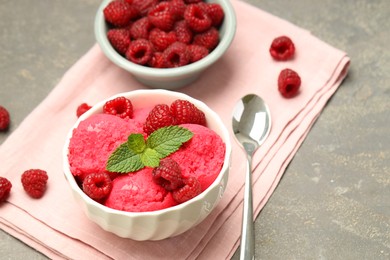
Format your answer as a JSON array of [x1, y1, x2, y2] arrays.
[[232, 94, 272, 260]]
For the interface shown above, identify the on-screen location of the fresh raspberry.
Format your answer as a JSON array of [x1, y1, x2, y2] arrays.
[[172, 177, 201, 203], [184, 4, 212, 33], [148, 51, 165, 68], [132, 0, 158, 16], [125, 39, 154, 65], [107, 28, 131, 55], [76, 103, 92, 118], [170, 99, 206, 125], [21, 169, 48, 199], [270, 36, 295, 61], [143, 104, 176, 135], [162, 42, 190, 68], [193, 27, 219, 50], [103, 96, 133, 119], [173, 20, 193, 44], [0, 106, 10, 131], [130, 17, 153, 40], [203, 3, 224, 27], [184, 0, 202, 3], [149, 28, 177, 52], [0, 177, 12, 202], [152, 158, 184, 191], [278, 68, 301, 98], [187, 44, 209, 63], [170, 0, 186, 20], [103, 0, 138, 27], [82, 172, 112, 201], [148, 2, 176, 31]]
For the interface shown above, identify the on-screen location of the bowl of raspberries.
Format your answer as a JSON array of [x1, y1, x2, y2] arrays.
[[94, 0, 236, 89], [63, 89, 232, 240]]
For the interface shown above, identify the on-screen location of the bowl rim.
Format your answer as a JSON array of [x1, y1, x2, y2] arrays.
[[94, 0, 237, 78], [63, 89, 232, 217]]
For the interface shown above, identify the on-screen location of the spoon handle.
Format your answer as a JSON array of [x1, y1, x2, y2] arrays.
[[240, 155, 255, 260]]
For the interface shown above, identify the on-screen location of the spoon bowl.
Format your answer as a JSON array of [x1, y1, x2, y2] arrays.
[[232, 94, 271, 259]]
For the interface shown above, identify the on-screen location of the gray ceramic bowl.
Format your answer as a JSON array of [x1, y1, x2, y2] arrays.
[[63, 90, 232, 240], [94, 0, 236, 89]]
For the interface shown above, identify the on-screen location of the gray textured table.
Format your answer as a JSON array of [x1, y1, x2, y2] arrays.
[[1, 0, 389, 259]]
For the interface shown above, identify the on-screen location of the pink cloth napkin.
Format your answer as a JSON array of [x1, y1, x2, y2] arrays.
[[0, 1, 349, 259]]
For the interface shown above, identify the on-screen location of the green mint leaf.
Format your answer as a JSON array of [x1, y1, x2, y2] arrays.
[[127, 133, 146, 153], [147, 126, 193, 158], [141, 148, 160, 168], [106, 143, 144, 173]]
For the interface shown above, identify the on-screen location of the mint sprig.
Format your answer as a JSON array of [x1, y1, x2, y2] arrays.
[[106, 126, 193, 173]]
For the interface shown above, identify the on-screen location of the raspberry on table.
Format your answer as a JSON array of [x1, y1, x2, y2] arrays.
[[152, 158, 184, 191], [162, 42, 191, 68], [278, 68, 301, 98], [270, 36, 295, 61], [103, 96, 133, 119], [126, 39, 154, 65], [193, 27, 219, 51], [82, 172, 112, 201], [170, 99, 206, 125], [103, 0, 138, 27], [149, 28, 177, 52], [0, 177, 12, 203], [172, 177, 201, 203], [107, 28, 132, 55], [0, 106, 10, 131], [184, 4, 212, 33], [143, 104, 176, 135], [21, 169, 48, 199], [76, 103, 92, 118], [148, 2, 176, 31]]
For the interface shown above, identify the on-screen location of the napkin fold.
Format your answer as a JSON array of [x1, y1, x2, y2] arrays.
[[0, 1, 350, 259]]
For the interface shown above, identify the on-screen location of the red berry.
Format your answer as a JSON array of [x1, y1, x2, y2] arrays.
[[278, 68, 301, 98], [173, 20, 193, 44], [148, 51, 165, 68], [270, 36, 295, 61], [107, 28, 131, 55], [125, 39, 154, 65], [21, 169, 48, 199], [132, 0, 158, 16], [163, 42, 190, 68], [130, 17, 153, 40], [82, 172, 112, 201], [0, 177, 12, 202], [148, 2, 176, 31], [184, 0, 202, 3], [172, 177, 201, 203], [0, 106, 10, 131], [152, 158, 184, 191], [149, 28, 177, 52], [170, 0, 186, 20], [103, 0, 138, 27], [76, 103, 92, 118], [203, 3, 224, 27], [193, 27, 219, 50], [170, 99, 206, 125], [143, 104, 176, 135], [184, 4, 212, 33], [187, 44, 209, 63], [103, 96, 133, 119]]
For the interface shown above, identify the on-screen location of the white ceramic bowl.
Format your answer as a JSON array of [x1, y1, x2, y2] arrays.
[[63, 89, 231, 240], [94, 0, 237, 89]]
